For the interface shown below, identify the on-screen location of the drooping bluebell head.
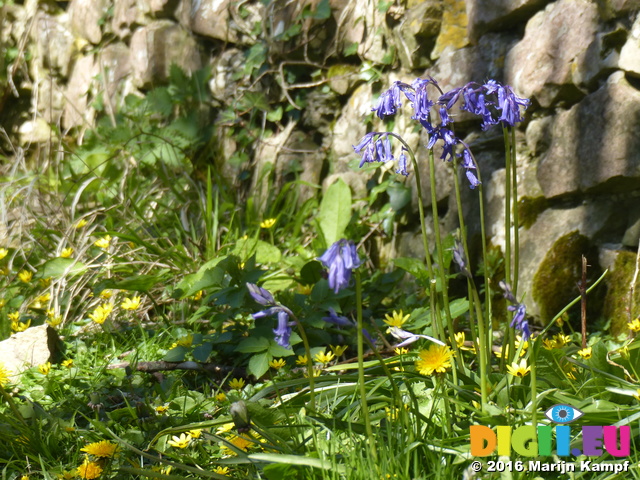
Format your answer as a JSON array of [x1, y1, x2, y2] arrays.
[[247, 283, 295, 349], [318, 239, 362, 293]]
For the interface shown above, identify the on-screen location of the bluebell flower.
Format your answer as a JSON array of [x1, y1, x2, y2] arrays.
[[459, 148, 481, 189], [396, 149, 409, 176], [451, 240, 471, 278], [496, 84, 530, 127], [372, 82, 403, 119], [410, 78, 436, 122], [247, 283, 295, 349], [427, 126, 458, 162], [353, 133, 394, 167], [500, 281, 530, 340], [318, 239, 362, 293]]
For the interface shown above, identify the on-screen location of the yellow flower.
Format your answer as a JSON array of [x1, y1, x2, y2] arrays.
[[314, 350, 335, 365], [220, 435, 252, 455], [260, 218, 276, 229], [93, 235, 111, 249], [506, 359, 531, 378], [213, 466, 230, 475], [295, 355, 308, 365], [394, 347, 408, 355], [542, 338, 556, 350], [228, 378, 245, 390], [577, 346, 592, 359], [99, 289, 113, 299], [18, 270, 33, 283], [303, 366, 322, 377], [215, 392, 227, 402], [0, 248, 8, 260], [415, 344, 453, 376], [20, 476, 28, 480], [0, 362, 10, 386], [11, 319, 30, 333], [330, 345, 348, 356], [383, 310, 410, 332], [39, 362, 51, 375], [76, 459, 103, 479], [553, 334, 572, 347], [74, 219, 88, 229], [269, 358, 286, 369], [47, 314, 63, 327], [39, 277, 51, 288], [88, 303, 114, 324], [192, 290, 203, 301], [120, 296, 141, 310], [81, 440, 119, 458], [155, 405, 169, 414], [167, 433, 191, 448], [297, 284, 312, 295], [57, 470, 76, 479], [188, 429, 202, 439], [628, 318, 640, 332], [176, 334, 193, 347], [62, 359, 74, 368], [633, 389, 640, 401], [216, 423, 235, 435], [8, 311, 20, 322], [60, 248, 74, 258], [0, 298, 5, 308]]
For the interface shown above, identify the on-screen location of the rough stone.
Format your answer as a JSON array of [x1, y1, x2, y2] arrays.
[[62, 54, 97, 130], [332, 83, 373, 165], [620, 14, 640, 77], [19, 118, 55, 145], [536, 71, 640, 199], [129, 20, 202, 89], [112, 0, 150, 39], [32, 12, 76, 78], [466, 0, 549, 42], [393, 0, 442, 69], [432, 0, 469, 59], [505, 0, 601, 107], [97, 43, 132, 109], [0, 325, 58, 379], [68, 0, 108, 44]]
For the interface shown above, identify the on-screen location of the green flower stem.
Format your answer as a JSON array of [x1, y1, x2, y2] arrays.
[[471, 286, 489, 407], [289, 312, 315, 411], [530, 342, 538, 426], [510, 127, 520, 296], [503, 127, 516, 365], [356, 270, 377, 460]]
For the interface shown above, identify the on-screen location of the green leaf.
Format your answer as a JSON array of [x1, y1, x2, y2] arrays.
[[313, 0, 331, 19], [268, 340, 294, 357], [98, 272, 168, 293], [248, 351, 271, 378], [236, 337, 270, 353], [174, 259, 226, 298], [393, 257, 429, 284], [39, 258, 87, 278], [318, 178, 351, 245], [192, 342, 213, 362], [248, 453, 345, 473], [233, 238, 282, 264], [163, 346, 188, 362]]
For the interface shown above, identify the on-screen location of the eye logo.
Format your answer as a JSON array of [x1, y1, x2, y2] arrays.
[[544, 404, 584, 423]]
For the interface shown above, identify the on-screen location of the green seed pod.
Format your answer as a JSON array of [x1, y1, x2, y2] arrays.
[[230, 400, 251, 432]]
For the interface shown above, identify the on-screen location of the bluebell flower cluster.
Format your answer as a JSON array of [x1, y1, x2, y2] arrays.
[[500, 281, 530, 340], [318, 239, 362, 293], [353, 77, 529, 188], [247, 283, 295, 349]]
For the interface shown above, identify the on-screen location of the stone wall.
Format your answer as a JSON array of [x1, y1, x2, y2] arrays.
[[3, 0, 640, 333]]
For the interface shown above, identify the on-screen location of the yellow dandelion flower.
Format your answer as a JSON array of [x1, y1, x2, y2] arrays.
[[8, 311, 20, 322], [167, 433, 191, 448], [221, 435, 252, 455], [93, 235, 111, 249], [330, 345, 348, 356], [74, 219, 88, 229], [60, 248, 74, 258], [0, 362, 11, 386], [383, 310, 410, 332], [62, 359, 74, 368], [155, 405, 169, 414], [577, 346, 592, 359], [415, 344, 453, 376], [0, 248, 8, 260], [120, 296, 141, 310], [213, 466, 230, 475], [269, 358, 286, 370], [18, 270, 33, 283], [76, 459, 103, 479], [228, 378, 245, 390], [38, 362, 51, 375], [506, 359, 531, 378], [260, 218, 276, 229], [314, 350, 335, 365], [215, 392, 227, 402], [80, 440, 119, 458], [188, 429, 202, 439], [295, 355, 308, 365], [628, 318, 640, 332]]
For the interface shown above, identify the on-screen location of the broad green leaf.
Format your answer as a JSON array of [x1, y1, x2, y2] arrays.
[[39, 258, 87, 278], [394, 257, 429, 283], [233, 238, 282, 264], [318, 178, 351, 245], [193, 343, 213, 362], [174, 259, 226, 298], [236, 337, 270, 353], [163, 346, 188, 362], [248, 351, 271, 378], [268, 340, 294, 357]]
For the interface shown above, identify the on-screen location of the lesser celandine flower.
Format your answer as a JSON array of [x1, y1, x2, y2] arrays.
[[553, 333, 572, 347], [167, 433, 191, 448], [260, 218, 276, 229], [383, 310, 410, 332], [81, 440, 119, 458], [38, 362, 51, 375], [330, 345, 348, 356], [93, 235, 111, 249], [415, 344, 453, 375], [220, 435, 252, 456], [506, 359, 531, 378], [121, 296, 141, 310], [8, 311, 20, 322], [188, 429, 202, 439], [18, 270, 32, 283], [215, 392, 227, 402], [0, 248, 7, 260], [228, 378, 245, 390], [74, 219, 88, 229], [62, 359, 73, 368], [0, 362, 10, 386], [60, 248, 73, 258], [318, 239, 361, 294], [155, 405, 169, 414], [213, 466, 230, 475], [11, 319, 30, 333], [577, 347, 592, 359], [314, 350, 335, 365], [88, 303, 113, 324], [295, 355, 308, 365], [268, 358, 286, 369], [628, 318, 640, 332]]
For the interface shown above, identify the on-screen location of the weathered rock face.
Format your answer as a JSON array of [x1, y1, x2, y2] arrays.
[[7, 0, 640, 334], [0, 326, 58, 380]]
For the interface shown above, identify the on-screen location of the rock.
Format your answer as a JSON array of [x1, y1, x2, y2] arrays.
[[208, 48, 245, 101], [393, 0, 442, 69], [129, 20, 202, 89], [466, 0, 549, 42], [432, 0, 469, 59], [536, 71, 640, 199], [620, 14, 640, 77], [505, 0, 601, 107], [19, 118, 54, 145], [277, 131, 325, 204], [62, 54, 97, 130], [32, 12, 75, 78], [97, 43, 132, 107], [332, 83, 373, 164], [0, 325, 59, 380], [601, 247, 640, 336], [112, 0, 150, 39], [68, 0, 109, 44]]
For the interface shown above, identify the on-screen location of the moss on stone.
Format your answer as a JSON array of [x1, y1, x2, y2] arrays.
[[532, 231, 602, 325], [518, 196, 548, 229], [603, 250, 640, 337]]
